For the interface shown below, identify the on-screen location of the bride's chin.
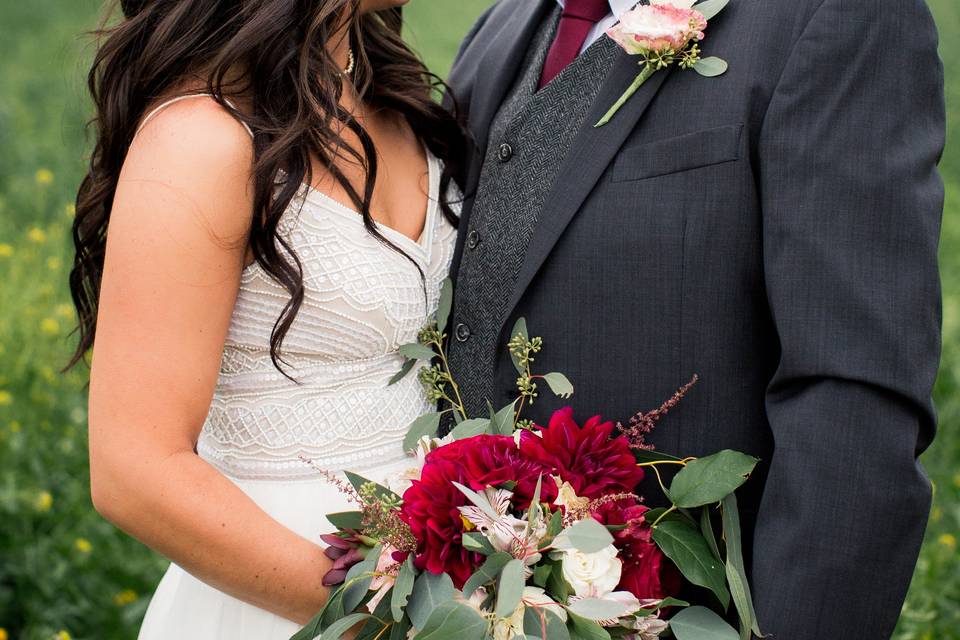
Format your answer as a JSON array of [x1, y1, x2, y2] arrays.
[[359, 0, 411, 13]]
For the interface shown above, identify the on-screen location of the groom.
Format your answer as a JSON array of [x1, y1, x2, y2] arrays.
[[444, 0, 945, 638]]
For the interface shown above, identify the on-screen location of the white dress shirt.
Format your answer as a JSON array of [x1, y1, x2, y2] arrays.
[[555, 0, 637, 53]]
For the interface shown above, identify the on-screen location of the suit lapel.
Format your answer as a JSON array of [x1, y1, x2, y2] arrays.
[[501, 50, 673, 326]]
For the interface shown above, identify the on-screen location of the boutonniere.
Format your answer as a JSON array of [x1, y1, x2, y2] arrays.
[[596, 0, 730, 127]]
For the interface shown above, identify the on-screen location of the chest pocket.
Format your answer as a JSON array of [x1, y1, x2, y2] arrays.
[[611, 123, 743, 182]]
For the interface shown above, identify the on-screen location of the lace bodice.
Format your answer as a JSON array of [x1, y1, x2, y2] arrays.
[[197, 152, 457, 480]]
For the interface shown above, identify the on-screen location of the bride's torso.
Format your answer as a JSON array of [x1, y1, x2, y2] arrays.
[[197, 150, 457, 481]]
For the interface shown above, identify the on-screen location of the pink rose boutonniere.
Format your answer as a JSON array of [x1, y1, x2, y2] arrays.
[[596, 0, 730, 127]]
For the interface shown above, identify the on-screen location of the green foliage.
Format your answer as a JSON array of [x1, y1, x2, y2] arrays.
[[0, 0, 958, 639]]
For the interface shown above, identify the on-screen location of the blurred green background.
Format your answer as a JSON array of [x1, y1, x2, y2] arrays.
[[0, 0, 956, 638]]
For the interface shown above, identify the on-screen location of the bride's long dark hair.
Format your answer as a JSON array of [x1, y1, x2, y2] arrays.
[[67, 0, 467, 371]]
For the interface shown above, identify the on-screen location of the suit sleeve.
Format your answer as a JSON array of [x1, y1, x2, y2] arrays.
[[443, 2, 498, 115], [754, 0, 945, 637]]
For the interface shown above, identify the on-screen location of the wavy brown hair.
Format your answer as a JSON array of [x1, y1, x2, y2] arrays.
[[68, 0, 467, 371]]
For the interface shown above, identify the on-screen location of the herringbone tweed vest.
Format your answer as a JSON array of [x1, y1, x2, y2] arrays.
[[448, 7, 620, 416]]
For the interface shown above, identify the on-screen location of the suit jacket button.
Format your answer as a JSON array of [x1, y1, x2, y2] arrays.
[[497, 143, 513, 162], [467, 229, 481, 250], [455, 322, 472, 342]]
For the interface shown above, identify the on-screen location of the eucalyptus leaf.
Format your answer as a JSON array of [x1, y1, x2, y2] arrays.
[[553, 518, 614, 554], [567, 597, 632, 621], [546, 562, 570, 603], [651, 521, 729, 609], [490, 400, 518, 435], [414, 601, 488, 640], [399, 342, 438, 361], [509, 318, 529, 374], [532, 563, 553, 588], [567, 612, 611, 640], [436, 278, 454, 330], [668, 450, 758, 508], [722, 493, 761, 639], [495, 559, 526, 618], [462, 531, 496, 555], [451, 418, 492, 440], [633, 449, 682, 464], [291, 609, 325, 640], [463, 552, 512, 596], [701, 506, 723, 563], [319, 613, 372, 639], [693, 56, 729, 78], [342, 544, 382, 613], [669, 606, 739, 640], [542, 372, 574, 399], [388, 618, 411, 640], [523, 608, 570, 640], [344, 471, 401, 504], [402, 412, 442, 453], [391, 556, 417, 623], [406, 572, 456, 630], [326, 511, 364, 531], [694, 0, 729, 21], [388, 358, 417, 386]]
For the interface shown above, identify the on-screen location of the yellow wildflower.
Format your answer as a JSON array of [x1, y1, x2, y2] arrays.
[[931, 507, 943, 523], [35, 491, 53, 512], [54, 631, 71, 640], [0, 391, 11, 406], [0, 243, 12, 257], [40, 318, 60, 335], [28, 227, 47, 243], [41, 367, 56, 383], [8, 420, 20, 433], [74, 538, 93, 554], [114, 589, 139, 606], [35, 169, 54, 186], [939, 533, 957, 550], [0, 627, 8, 640], [47, 256, 62, 271], [56, 303, 74, 319], [65, 203, 76, 218]]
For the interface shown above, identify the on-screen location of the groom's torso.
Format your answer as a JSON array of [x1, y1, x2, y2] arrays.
[[446, 0, 831, 515]]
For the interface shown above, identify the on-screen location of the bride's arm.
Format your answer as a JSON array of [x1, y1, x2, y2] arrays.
[[87, 98, 330, 625]]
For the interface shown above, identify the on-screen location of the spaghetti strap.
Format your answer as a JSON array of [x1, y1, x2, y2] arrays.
[[135, 94, 255, 139]]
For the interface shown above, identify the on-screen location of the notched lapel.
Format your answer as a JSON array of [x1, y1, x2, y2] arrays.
[[502, 50, 674, 326]]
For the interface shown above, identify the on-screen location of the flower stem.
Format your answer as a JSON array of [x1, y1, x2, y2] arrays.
[[595, 63, 656, 127]]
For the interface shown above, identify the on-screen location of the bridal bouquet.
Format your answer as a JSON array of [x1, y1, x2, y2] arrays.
[[293, 282, 762, 640]]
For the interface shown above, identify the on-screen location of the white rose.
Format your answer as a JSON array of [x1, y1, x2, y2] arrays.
[[560, 544, 623, 598]]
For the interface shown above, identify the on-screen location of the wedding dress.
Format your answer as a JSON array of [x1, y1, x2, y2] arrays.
[[135, 95, 457, 639]]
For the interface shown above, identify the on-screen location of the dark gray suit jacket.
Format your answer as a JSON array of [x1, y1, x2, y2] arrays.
[[446, 0, 946, 637]]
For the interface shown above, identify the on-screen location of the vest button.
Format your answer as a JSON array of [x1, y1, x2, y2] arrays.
[[467, 229, 481, 250], [455, 322, 472, 342], [497, 143, 514, 162]]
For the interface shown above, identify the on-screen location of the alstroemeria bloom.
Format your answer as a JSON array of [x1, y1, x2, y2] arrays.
[[607, 0, 707, 55]]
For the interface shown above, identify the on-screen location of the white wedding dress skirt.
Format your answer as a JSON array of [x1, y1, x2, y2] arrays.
[[138, 459, 416, 639], [133, 95, 457, 640]]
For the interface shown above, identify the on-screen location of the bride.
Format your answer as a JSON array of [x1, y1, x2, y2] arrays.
[[67, 0, 466, 636]]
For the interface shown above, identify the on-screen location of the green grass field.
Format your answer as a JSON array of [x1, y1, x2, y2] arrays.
[[0, 1, 956, 638]]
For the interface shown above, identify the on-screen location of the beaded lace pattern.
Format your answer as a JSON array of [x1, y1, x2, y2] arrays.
[[136, 95, 456, 480]]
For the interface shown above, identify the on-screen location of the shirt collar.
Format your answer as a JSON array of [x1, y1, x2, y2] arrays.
[[554, 0, 636, 19]]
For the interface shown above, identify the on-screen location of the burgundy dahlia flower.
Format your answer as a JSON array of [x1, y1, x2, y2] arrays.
[[520, 407, 645, 500]]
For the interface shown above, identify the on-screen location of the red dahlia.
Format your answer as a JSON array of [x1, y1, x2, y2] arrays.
[[593, 498, 682, 600], [399, 434, 554, 587], [520, 407, 645, 500]]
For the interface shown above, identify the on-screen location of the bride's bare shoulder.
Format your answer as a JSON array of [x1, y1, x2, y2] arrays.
[[120, 92, 256, 237]]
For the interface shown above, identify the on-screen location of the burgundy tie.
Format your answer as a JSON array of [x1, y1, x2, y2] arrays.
[[538, 0, 611, 89]]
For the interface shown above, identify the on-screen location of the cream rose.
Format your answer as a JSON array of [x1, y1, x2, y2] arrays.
[[560, 543, 623, 598]]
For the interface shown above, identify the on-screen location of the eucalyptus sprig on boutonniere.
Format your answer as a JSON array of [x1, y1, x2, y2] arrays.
[[596, 0, 730, 127]]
